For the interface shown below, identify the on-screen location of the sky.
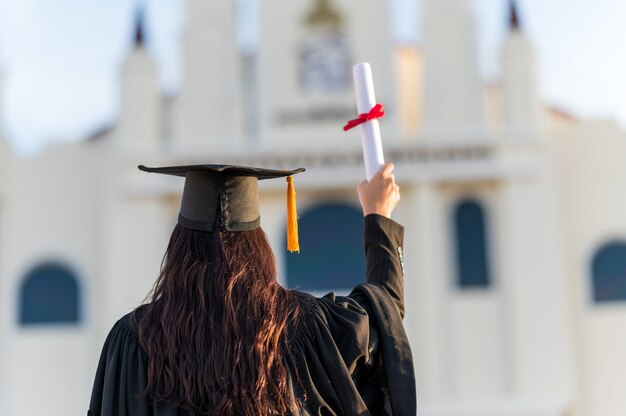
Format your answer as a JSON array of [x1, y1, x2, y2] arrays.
[[0, 0, 624, 154]]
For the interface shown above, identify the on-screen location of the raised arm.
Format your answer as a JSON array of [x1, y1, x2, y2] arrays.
[[363, 214, 405, 317], [356, 163, 405, 316]]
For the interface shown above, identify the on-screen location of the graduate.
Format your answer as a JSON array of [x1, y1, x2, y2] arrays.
[[87, 161, 415, 416]]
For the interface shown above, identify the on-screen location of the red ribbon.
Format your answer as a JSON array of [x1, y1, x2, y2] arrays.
[[343, 103, 385, 131]]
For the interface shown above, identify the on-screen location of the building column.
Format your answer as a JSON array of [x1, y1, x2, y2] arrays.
[[404, 181, 448, 401], [98, 163, 174, 342], [174, 0, 242, 146], [422, 0, 485, 137], [497, 171, 574, 401]]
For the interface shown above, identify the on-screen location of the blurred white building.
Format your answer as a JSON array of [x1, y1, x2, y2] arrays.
[[1, 0, 626, 415]]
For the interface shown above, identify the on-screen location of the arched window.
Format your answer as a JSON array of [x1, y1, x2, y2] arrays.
[[453, 199, 492, 288], [591, 242, 626, 303], [286, 202, 365, 293], [19, 263, 81, 325]]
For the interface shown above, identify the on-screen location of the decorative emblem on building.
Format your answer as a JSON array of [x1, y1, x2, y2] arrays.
[[299, 0, 351, 93]]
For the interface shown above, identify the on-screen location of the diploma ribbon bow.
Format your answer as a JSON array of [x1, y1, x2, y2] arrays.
[[343, 103, 385, 132]]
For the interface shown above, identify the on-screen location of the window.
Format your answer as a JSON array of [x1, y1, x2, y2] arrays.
[[19, 263, 80, 325], [591, 242, 626, 303], [286, 202, 365, 292], [453, 199, 492, 288]]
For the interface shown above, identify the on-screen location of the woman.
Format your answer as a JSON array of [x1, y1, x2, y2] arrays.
[[88, 162, 416, 416]]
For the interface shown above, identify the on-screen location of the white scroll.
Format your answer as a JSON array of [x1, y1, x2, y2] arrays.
[[352, 62, 385, 181]]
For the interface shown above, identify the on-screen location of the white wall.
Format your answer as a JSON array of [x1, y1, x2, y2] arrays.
[[0, 142, 105, 415], [552, 120, 626, 416]]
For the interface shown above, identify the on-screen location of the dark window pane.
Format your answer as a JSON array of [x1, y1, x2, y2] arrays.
[[454, 200, 492, 288], [286, 203, 365, 292], [19, 264, 80, 325], [592, 242, 626, 303]]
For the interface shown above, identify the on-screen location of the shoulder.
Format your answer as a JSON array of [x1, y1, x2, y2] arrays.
[[107, 313, 134, 337], [284, 290, 374, 376], [290, 289, 365, 311], [288, 290, 367, 322], [93, 309, 150, 382], [89, 309, 152, 415], [114, 312, 134, 330], [287, 289, 370, 340], [101, 306, 150, 352]]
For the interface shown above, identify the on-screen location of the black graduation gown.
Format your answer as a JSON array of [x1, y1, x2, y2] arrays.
[[88, 214, 416, 416]]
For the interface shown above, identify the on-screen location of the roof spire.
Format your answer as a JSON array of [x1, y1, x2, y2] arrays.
[[509, 0, 521, 32], [134, 6, 145, 48]]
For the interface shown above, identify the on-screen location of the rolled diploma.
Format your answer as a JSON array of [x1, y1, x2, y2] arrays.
[[353, 63, 385, 181]]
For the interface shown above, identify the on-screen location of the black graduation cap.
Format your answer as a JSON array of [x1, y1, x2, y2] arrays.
[[138, 164, 305, 252]]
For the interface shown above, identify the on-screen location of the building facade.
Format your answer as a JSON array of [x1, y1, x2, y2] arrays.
[[1, 1, 626, 415]]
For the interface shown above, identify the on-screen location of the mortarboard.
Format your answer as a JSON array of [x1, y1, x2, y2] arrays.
[[138, 164, 305, 252]]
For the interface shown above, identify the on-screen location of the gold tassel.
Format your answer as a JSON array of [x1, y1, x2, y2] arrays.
[[286, 176, 300, 253]]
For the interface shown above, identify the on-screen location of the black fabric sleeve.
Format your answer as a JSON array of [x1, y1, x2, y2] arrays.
[[363, 214, 405, 318], [349, 214, 416, 415]]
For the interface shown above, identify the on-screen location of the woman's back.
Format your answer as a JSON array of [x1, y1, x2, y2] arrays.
[[88, 163, 416, 415]]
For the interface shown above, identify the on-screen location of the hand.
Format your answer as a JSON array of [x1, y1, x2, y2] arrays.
[[357, 163, 401, 218]]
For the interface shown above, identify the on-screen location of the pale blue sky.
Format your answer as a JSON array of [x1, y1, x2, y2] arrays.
[[0, 0, 624, 154]]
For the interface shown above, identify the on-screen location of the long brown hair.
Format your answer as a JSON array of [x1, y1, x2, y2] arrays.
[[132, 224, 301, 415]]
